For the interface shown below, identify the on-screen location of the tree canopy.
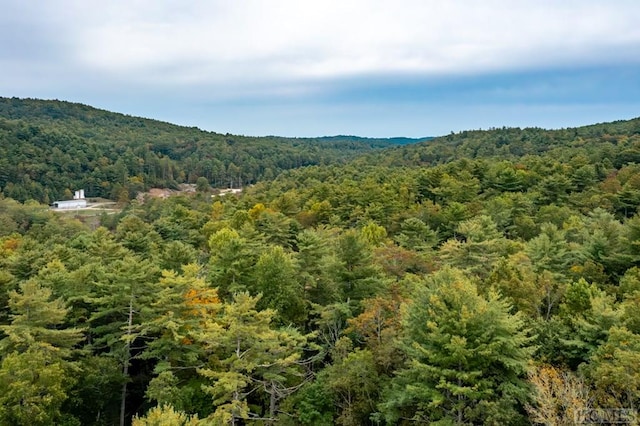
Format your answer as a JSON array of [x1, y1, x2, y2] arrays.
[[1, 100, 640, 424]]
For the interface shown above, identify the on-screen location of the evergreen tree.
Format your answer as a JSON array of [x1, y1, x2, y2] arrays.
[[320, 348, 383, 426], [0, 280, 83, 355], [252, 246, 306, 326], [142, 265, 220, 415], [394, 217, 438, 252], [0, 280, 83, 425], [582, 326, 640, 410], [87, 255, 160, 426], [552, 279, 620, 369], [195, 293, 310, 424], [332, 230, 384, 303], [439, 215, 513, 280], [133, 404, 200, 425], [379, 267, 533, 425], [296, 228, 340, 306], [207, 228, 258, 298]]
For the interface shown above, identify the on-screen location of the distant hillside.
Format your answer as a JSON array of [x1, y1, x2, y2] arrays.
[[242, 114, 640, 233], [357, 118, 640, 167], [0, 97, 418, 203]]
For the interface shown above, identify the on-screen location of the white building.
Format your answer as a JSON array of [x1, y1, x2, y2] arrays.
[[52, 189, 87, 209], [53, 199, 87, 209]]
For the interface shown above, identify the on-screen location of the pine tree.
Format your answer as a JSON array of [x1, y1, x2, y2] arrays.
[[195, 292, 310, 424], [133, 404, 200, 426], [252, 246, 306, 325], [322, 348, 383, 426], [582, 326, 640, 409], [439, 215, 512, 280], [142, 264, 220, 413], [332, 229, 384, 302], [0, 280, 83, 425], [208, 228, 258, 298], [296, 228, 340, 306], [379, 267, 533, 425], [87, 254, 160, 426], [394, 217, 438, 252]]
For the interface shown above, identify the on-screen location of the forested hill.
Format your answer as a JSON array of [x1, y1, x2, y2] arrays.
[[356, 117, 640, 167], [5, 111, 640, 424], [0, 97, 425, 203]]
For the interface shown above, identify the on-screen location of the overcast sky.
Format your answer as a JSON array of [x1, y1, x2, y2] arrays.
[[2, 1, 640, 137]]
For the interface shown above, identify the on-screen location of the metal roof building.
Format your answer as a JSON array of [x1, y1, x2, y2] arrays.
[[52, 189, 87, 209], [52, 199, 87, 209]]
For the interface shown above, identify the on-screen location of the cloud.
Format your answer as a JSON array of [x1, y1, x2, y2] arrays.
[[1, 1, 639, 137], [9, 0, 638, 87]]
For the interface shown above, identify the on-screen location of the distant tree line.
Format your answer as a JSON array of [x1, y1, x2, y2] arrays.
[[0, 97, 414, 204]]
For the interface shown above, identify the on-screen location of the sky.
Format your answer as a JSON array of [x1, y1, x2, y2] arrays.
[[2, 1, 640, 138]]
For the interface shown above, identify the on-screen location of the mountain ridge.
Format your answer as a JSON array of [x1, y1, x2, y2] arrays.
[[0, 97, 422, 203], [0, 97, 433, 142]]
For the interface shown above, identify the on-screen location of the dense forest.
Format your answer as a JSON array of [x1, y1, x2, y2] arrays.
[[2, 100, 640, 425], [0, 97, 424, 204]]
